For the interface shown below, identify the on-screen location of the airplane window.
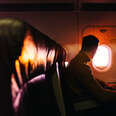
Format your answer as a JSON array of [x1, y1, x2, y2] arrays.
[[92, 45, 112, 72]]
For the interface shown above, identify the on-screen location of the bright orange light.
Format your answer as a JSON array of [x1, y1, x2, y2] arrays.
[[47, 49, 55, 65], [36, 47, 48, 69], [19, 34, 37, 64], [92, 45, 112, 71], [15, 60, 23, 86], [18, 33, 55, 72]]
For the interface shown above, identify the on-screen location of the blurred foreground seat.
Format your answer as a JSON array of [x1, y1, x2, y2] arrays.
[[12, 26, 67, 116]]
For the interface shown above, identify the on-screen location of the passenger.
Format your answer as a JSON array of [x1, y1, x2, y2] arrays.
[[64, 35, 116, 113], [0, 18, 66, 116]]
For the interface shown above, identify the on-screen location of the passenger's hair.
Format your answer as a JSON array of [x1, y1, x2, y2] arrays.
[[81, 35, 99, 52]]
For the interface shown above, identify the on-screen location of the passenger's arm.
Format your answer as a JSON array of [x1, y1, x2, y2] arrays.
[[96, 79, 116, 90], [78, 65, 116, 103]]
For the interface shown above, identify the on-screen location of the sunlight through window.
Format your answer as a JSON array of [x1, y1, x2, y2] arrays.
[[92, 45, 112, 72]]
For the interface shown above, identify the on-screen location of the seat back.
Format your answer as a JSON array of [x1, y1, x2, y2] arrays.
[[44, 45, 67, 116], [51, 62, 66, 116]]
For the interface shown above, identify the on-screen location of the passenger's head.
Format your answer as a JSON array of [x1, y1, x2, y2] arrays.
[[81, 35, 99, 59]]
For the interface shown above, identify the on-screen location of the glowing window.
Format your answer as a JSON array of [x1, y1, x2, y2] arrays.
[[92, 45, 112, 72]]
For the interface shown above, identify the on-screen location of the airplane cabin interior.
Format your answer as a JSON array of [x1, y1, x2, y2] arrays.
[[1, 0, 116, 116]]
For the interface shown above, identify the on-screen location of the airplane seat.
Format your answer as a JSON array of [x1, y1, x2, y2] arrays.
[[44, 44, 67, 116], [11, 24, 67, 103], [60, 72, 78, 116], [13, 42, 67, 116]]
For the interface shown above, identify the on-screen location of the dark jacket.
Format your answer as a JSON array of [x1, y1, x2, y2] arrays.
[[64, 50, 95, 98]]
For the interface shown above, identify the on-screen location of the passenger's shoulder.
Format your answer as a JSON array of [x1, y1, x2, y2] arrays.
[[80, 64, 92, 74]]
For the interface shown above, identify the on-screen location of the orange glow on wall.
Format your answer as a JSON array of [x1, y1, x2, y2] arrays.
[[82, 26, 115, 45], [92, 45, 112, 72]]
